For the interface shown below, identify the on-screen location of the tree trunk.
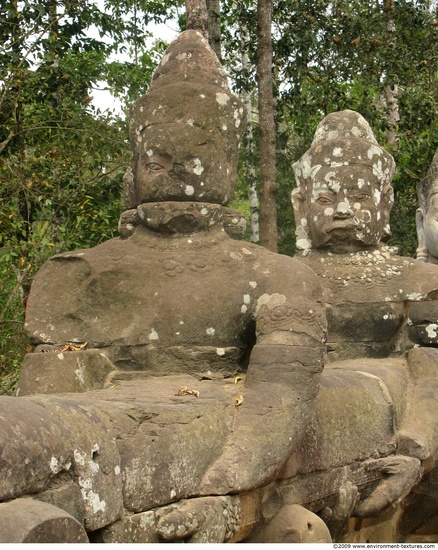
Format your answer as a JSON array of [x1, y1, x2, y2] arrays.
[[241, 23, 260, 243], [385, 83, 399, 147], [383, 0, 400, 148], [206, 0, 221, 61], [185, 0, 209, 38], [256, 0, 278, 251]]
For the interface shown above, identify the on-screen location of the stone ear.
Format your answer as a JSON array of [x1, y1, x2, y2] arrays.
[[416, 207, 428, 261], [291, 187, 307, 221], [380, 183, 394, 237]]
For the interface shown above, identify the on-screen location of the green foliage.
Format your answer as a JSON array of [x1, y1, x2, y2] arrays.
[[0, 0, 182, 393], [1, 0, 438, 392], [223, 0, 438, 258]]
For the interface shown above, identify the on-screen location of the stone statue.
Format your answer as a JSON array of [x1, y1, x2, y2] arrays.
[[292, 109, 395, 255], [289, 109, 438, 542], [292, 109, 438, 359], [1, 30, 328, 542], [416, 148, 438, 264], [2, 37, 438, 543]]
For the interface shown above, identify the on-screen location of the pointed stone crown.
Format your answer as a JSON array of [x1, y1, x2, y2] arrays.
[[417, 149, 438, 211]]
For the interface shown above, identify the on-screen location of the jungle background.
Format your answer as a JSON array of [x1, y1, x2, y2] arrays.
[[1, 0, 437, 393]]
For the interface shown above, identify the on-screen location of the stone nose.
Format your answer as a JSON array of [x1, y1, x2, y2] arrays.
[[169, 163, 187, 177], [334, 201, 354, 219]]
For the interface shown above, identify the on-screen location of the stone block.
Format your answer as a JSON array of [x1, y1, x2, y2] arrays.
[[0, 499, 88, 543], [18, 350, 115, 396]]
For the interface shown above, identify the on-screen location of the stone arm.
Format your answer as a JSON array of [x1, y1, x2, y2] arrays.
[[201, 262, 327, 495], [416, 207, 429, 262]]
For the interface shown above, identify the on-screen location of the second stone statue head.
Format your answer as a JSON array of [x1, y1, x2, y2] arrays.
[[124, 30, 247, 208], [292, 110, 396, 252]]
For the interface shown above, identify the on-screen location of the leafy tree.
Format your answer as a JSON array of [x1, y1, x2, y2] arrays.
[[0, 0, 182, 393]]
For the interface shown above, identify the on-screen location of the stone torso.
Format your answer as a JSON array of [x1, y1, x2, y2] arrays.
[[298, 246, 438, 361], [26, 202, 323, 376]]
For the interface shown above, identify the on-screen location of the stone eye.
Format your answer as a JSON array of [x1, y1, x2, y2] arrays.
[[317, 196, 333, 205], [147, 162, 165, 171], [352, 193, 370, 201]]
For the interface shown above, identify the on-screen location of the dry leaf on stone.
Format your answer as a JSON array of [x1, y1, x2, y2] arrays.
[[235, 395, 243, 408], [175, 386, 200, 398], [59, 342, 88, 352]]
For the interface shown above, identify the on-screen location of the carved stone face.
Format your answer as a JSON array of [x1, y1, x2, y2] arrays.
[[303, 165, 392, 249], [125, 30, 246, 208], [133, 121, 233, 205], [292, 110, 395, 252], [423, 193, 438, 257]]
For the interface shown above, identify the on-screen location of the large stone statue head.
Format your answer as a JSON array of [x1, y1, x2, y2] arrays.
[[292, 110, 395, 253], [416, 149, 438, 262], [124, 30, 246, 208]]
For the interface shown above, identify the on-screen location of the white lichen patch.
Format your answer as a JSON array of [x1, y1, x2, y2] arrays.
[[50, 456, 61, 474], [57, 352, 64, 360], [367, 145, 382, 159], [149, 328, 159, 341], [406, 292, 423, 301], [74, 449, 86, 466], [79, 477, 107, 514], [184, 185, 195, 196], [115, 465, 121, 475], [426, 324, 438, 339], [256, 293, 286, 314], [176, 52, 191, 61], [373, 188, 382, 205], [337, 201, 350, 214], [216, 348, 226, 356], [75, 362, 85, 386], [206, 327, 215, 336], [192, 158, 204, 175], [351, 125, 363, 137], [234, 108, 241, 127], [324, 207, 334, 216], [372, 160, 385, 181], [249, 281, 257, 289], [333, 147, 343, 157], [241, 305, 248, 314], [216, 92, 230, 106]]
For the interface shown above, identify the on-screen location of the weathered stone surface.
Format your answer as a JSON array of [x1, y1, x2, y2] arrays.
[[292, 109, 395, 253], [34, 481, 85, 526], [18, 349, 115, 396], [416, 148, 438, 264], [0, 397, 71, 501], [408, 300, 438, 346], [95, 494, 257, 543], [398, 347, 438, 460], [291, 110, 438, 360], [0, 394, 123, 531], [297, 247, 438, 361], [28, 395, 124, 531], [125, 30, 246, 207], [281, 359, 406, 477], [3, 34, 438, 545], [248, 504, 332, 543], [0, 499, 89, 543]]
